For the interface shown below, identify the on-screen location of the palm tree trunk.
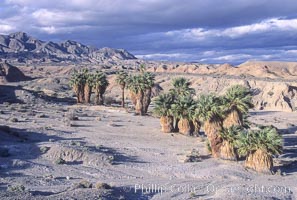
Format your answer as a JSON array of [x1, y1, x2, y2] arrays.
[[223, 109, 242, 128], [204, 120, 223, 158], [95, 85, 100, 105], [135, 90, 144, 115], [220, 140, 237, 161], [98, 86, 106, 105], [84, 84, 92, 103], [121, 85, 125, 108], [245, 149, 273, 174], [192, 120, 201, 137], [160, 116, 173, 133], [73, 85, 80, 103], [130, 91, 137, 106], [78, 84, 85, 103], [99, 91, 104, 105], [178, 118, 193, 135], [142, 88, 152, 113]]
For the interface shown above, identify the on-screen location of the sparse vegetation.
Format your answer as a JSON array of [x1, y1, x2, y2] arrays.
[[55, 157, 66, 165], [7, 185, 26, 193], [40, 146, 50, 154], [74, 180, 93, 189], [184, 149, 201, 162], [95, 182, 112, 190], [268, 91, 274, 96]]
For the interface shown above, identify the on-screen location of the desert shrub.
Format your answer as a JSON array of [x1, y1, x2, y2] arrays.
[[74, 180, 93, 188], [55, 157, 66, 165], [67, 110, 79, 121], [39, 146, 50, 154], [7, 185, 25, 193], [267, 91, 274, 96], [95, 182, 112, 189], [184, 149, 201, 162]]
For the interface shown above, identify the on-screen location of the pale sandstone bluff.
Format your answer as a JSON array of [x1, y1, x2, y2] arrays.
[[188, 76, 297, 112]]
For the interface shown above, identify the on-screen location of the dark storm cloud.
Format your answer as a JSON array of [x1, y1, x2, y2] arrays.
[[1, 0, 297, 63]]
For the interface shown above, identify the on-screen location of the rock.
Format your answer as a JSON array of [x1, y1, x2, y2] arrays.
[[45, 144, 114, 167], [0, 62, 28, 83], [73, 180, 92, 189], [0, 125, 10, 133], [9, 118, 18, 123], [95, 182, 112, 189]]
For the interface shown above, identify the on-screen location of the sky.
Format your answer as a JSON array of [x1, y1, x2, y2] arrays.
[[1, 0, 297, 64]]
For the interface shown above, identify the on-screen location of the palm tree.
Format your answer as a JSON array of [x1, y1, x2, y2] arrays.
[[125, 75, 137, 107], [196, 94, 223, 158], [69, 69, 86, 103], [219, 125, 242, 161], [153, 93, 175, 133], [169, 77, 195, 97], [171, 95, 196, 135], [126, 74, 146, 115], [236, 126, 283, 174], [94, 71, 109, 105], [142, 72, 155, 113], [222, 85, 253, 128], [126, 72, 155, 115], [84, 70, 94, 104], [115, 71, 128, 107]]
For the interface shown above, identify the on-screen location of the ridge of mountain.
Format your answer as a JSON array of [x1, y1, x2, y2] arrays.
[[0, 32, 136, 64]]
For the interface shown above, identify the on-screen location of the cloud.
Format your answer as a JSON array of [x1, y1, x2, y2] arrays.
[[0, 24, 15, 33], [136, 53, 194, 61], [1, 0, 297, 64]]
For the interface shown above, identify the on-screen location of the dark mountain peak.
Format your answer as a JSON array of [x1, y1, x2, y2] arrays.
[[9, 32, 30, 42], [62, 40, 79, 45]]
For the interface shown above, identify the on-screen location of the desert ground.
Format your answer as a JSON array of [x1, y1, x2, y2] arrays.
[[0, 63, 297, 200]]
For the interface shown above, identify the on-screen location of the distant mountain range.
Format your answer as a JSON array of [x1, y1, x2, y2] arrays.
[[0, 32, 136, 64]]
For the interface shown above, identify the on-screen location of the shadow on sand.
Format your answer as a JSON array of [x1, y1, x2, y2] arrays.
[[279, 133, 297, 175], [0, 84, 76, 105]]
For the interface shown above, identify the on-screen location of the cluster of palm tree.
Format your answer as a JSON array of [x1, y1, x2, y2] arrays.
[[154, 77, 197, 135], [69, 69, 109, 105], [235, 126, 283, 174], [154, 81, 283, 173], [115, 68, 155, 115]]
